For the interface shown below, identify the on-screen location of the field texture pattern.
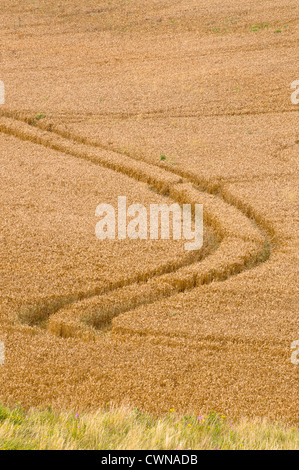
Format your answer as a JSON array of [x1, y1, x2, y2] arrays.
[[0, 0, 298, 424]]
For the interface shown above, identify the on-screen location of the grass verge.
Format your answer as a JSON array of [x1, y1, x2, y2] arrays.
[[0, 404, 298, 450]]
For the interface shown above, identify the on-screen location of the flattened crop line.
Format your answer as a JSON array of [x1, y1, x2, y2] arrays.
[[19, 237, 215, 330], [112, 328, 290, 354], [0, 114, 271, 339], [48, 237, 269, 340], [0, 110, 286, 240], [0, 113, 271, 244]]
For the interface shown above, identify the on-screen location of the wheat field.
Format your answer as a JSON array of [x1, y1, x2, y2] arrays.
[[0, 0, 298, 446]]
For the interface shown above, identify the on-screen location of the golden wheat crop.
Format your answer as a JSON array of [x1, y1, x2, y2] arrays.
[[0, 0, 298, 429]]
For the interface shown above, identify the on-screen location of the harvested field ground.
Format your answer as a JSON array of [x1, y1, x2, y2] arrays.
[[0, 0, 298, 428]]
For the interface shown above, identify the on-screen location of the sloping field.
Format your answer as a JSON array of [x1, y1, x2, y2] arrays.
[[0, 0, 298, 424]]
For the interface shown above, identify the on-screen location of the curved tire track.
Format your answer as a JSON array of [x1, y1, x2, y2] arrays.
[[0, 114, 272, 339]]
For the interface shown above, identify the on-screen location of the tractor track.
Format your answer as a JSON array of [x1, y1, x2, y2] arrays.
[[0, 112, 273, 339]]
